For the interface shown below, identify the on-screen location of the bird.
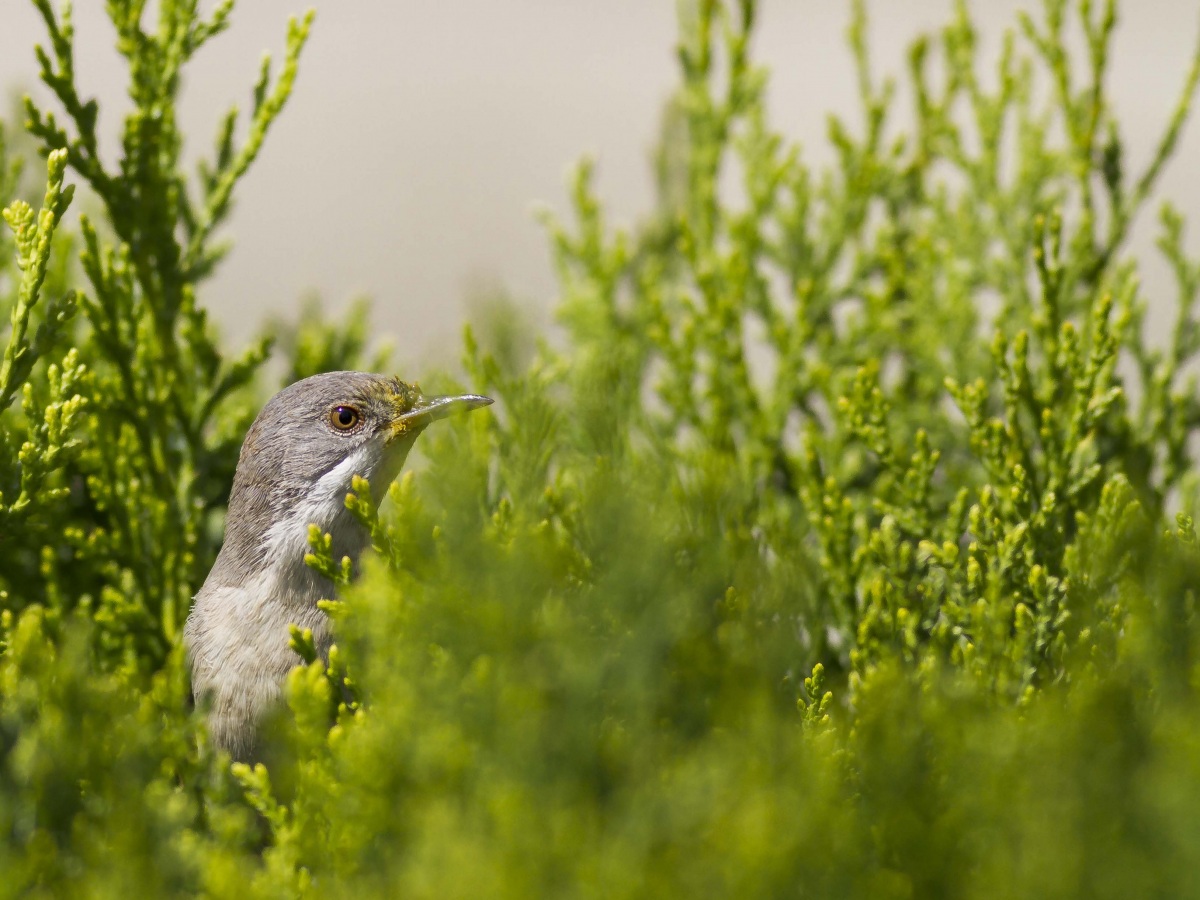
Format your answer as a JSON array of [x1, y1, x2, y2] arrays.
[[184, 371, 492, 760]]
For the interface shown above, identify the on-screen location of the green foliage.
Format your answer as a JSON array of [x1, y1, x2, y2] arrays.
[[272, 298, 393, 385], [9, 0, 317, 669], [4, 0, 1200, 896], [0, 148, 85, 531]]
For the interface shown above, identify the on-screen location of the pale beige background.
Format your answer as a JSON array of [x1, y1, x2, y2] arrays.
[[2, 1, 1198, 367]]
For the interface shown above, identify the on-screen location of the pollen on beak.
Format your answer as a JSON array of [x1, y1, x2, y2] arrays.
[[390, 393, 493, 436]]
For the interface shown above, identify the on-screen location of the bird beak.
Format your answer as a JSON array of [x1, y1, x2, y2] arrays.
[[391, 393, 493, 435]]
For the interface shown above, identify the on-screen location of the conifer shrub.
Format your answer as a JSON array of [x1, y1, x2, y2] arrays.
[[3, 0, 1200, 896]]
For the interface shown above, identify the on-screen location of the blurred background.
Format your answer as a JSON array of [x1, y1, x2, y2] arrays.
[[2, 0, 1197, 367]]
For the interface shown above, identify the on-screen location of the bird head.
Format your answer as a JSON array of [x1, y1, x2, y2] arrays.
[[220, 371, 492, 565]]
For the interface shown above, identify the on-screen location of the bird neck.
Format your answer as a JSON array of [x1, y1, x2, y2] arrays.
[[211, 433, 419, 604]]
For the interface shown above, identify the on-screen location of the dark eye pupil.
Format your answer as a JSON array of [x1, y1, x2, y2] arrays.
[[335, 407, 356, 427]]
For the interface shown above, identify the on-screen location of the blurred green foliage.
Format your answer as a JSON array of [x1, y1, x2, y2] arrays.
[[3, 0, 1200, 896]]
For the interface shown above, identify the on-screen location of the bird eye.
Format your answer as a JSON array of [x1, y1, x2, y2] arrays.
[[329, 405, 362, 432]]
